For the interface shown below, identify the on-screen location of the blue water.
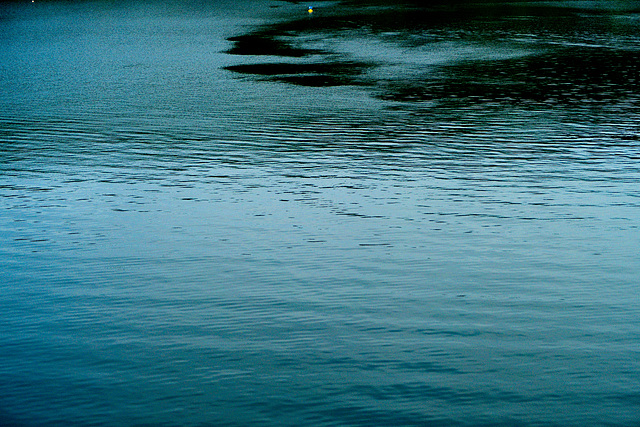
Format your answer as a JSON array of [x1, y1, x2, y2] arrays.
[[1, 0, 639, 425]]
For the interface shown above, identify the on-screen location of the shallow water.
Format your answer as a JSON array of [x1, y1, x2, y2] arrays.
[[1, 0, 639, 425]]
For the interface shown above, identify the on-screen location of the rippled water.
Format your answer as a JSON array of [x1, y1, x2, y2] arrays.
[[1, 0, 639, 425]]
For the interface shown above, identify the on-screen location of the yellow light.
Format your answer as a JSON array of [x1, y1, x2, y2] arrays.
[[308, 7, 313, 13]]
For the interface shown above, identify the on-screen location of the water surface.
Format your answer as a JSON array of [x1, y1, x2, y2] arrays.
[[1, 0, 639, 425]]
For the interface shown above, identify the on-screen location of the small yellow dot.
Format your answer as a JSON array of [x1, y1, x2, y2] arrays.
[[308, 7, 313, 13]]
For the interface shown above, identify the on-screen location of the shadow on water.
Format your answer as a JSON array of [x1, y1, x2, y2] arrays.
[[225, 61, 375, 87], [223, 0, 640, 104], [382, 47, 640, 104]]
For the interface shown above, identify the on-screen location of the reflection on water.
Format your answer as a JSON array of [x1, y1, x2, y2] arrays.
[[225, 0, 640, 103], [1, 0, 640, 425]]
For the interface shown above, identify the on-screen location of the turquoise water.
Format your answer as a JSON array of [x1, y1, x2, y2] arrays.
[[1, 1, 639, 425]]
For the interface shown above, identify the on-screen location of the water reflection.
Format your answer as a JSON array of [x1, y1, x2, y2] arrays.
[[224, 0, 640, 104], [225, 61, 374, 86], [381, 46, 640, 103]]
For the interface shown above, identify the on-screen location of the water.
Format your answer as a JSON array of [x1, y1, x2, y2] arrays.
[[1, 0, 639, 425]]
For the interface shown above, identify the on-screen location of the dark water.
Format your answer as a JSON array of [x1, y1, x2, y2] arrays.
[[1, 0, 640, 425]]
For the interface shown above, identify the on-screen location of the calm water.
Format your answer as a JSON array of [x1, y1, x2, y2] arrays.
[[1, 0, 639, 425]]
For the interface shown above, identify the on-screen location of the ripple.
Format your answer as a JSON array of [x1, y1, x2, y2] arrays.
[[1, 1, 640, 426]]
